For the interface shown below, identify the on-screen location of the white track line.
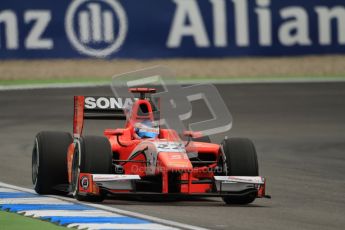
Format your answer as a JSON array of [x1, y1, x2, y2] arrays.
[[0, 197, 71, 204], [1, 77, 345, 91], [0, 183, 34, 193], [0, 82, 109, 91], [68, 223, 178, 230], [0, 181, 209, 230], [21, 210, 121, 218], [0, 188, 19, 192]]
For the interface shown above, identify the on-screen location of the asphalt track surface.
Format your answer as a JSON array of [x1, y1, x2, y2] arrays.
[[0, 83, 344, 230]]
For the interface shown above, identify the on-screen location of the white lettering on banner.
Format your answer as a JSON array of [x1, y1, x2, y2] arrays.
[[167, 0, 345, 48], [210, 0, 227, 47], [255, 0, 272, 46], [279, 7, 312, 46], [315, 7, 345, 45], [0, 10, 52, 50], [24, 11, 53, 49], [65, 0, 128, 57], [167, 0, 210, 48], [0, 10, 19, 49], [232, 0, 249, 47]]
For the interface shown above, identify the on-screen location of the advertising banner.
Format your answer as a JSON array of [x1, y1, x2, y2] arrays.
[[0, 0, 345, 58]]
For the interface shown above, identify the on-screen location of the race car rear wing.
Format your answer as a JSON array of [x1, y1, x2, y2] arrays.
[[73, 96, 133, 137], [73, 96, 159, 137]]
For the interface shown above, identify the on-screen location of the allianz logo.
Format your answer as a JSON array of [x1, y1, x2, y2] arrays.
[[65, 0, 128, 57], [77, 3, 115, 44]]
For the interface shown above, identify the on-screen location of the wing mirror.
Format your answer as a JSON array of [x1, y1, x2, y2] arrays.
[[104, 129, 129, 147]]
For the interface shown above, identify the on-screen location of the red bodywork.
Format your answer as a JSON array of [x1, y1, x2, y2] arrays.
[[67, 89, 267, 198]]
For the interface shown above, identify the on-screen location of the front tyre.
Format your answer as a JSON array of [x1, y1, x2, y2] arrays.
[[71, 136, 112, 202], [32, 131, 72, 194], [221, 138, 259, 205]]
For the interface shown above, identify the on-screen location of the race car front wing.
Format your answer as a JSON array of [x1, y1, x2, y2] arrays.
[[77, 173, 271, 199]]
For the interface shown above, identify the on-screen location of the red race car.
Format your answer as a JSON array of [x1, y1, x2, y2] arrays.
[[32, 88, 270, 204]]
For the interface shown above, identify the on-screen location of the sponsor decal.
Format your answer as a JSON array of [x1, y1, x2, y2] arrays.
[[92, 174, 140, 181], [154, 141, 186, 153], [214, 176, 265, 184], [84, 97, 134, 110], [80, 176, 89, 190], [168, 152, 188, 160]]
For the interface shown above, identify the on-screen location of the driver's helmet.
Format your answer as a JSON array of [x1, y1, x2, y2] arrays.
[[134, 120, 159, 139]]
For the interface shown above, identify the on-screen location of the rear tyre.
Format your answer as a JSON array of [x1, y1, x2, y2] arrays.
[[32, 131, 72, 194], [72, 136, 112, 202], [221, 138, 259, 205]]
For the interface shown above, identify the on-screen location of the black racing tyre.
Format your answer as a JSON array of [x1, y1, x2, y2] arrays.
[[221, 138, 259, 205], [72, 136, 112, 202], [32, 131, 72, 194]]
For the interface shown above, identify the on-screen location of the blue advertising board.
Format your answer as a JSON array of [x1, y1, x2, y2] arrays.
[[0, 0, 345, 59]]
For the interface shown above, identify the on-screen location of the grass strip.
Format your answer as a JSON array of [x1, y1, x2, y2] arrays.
[[0, 211, 67, 230], [0, 75, 345, 86]]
